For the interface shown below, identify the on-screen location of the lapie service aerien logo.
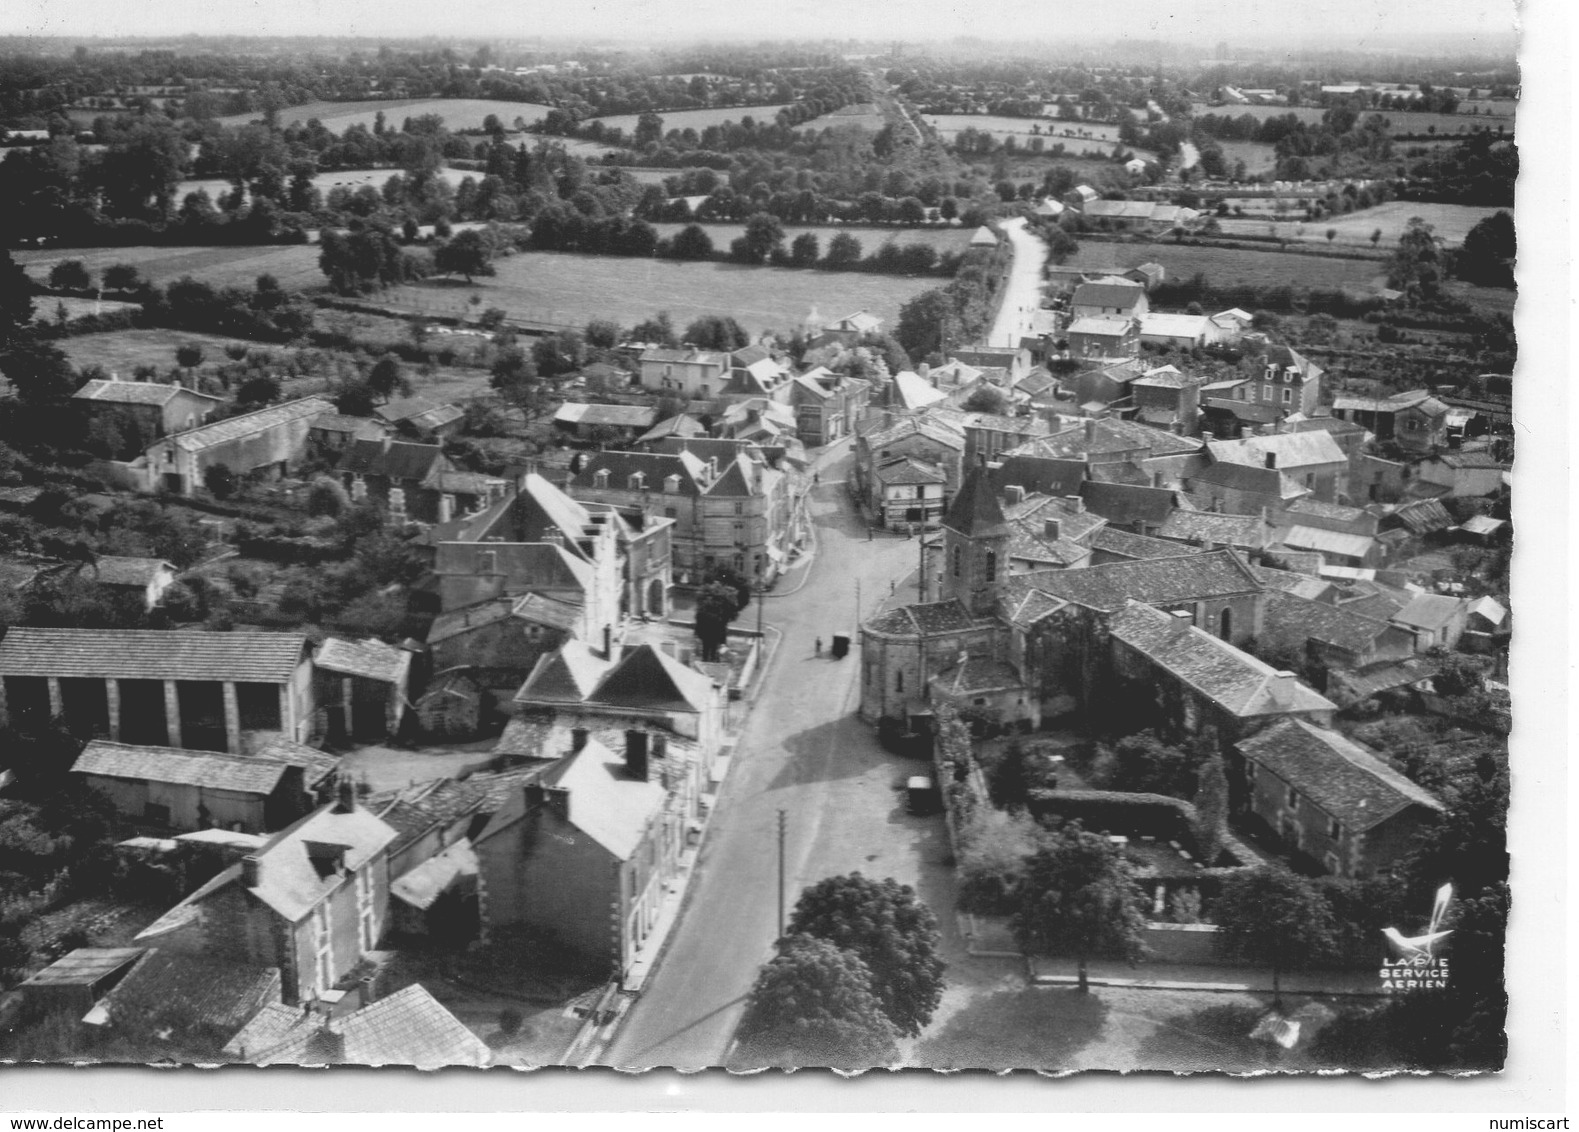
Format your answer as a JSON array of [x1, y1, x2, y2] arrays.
[[1379, 882, 1453, 991]]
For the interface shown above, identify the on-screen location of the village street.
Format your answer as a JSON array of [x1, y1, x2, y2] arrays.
[[986, 215, 1048, 348], [601, 447, 959, 1069]]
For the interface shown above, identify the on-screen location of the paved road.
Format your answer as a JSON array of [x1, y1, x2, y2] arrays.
[[600, 452, 934, 1069], [986, 216, 1048, 348]]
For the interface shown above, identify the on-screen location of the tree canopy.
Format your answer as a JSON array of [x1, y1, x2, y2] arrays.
[[735, 934, 900, 1068], [786, 872, 946, 1037], [1014, 824, 1149, 991], [1211, 866, 1336, 1007]]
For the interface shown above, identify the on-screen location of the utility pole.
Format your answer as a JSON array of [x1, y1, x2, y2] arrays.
[[917, 525, 927, 602], [855, 578, 861, 625], [777, 809, 787, 939]]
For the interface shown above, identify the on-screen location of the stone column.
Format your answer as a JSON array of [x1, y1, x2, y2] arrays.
[[106, 678, 122, 741], [223, 681, 242, 754], [47, 677, 63, 719], [163, 680, 183, 748]]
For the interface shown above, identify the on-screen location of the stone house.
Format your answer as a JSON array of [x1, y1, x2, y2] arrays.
[[1129, 366, 1202, 435], [1235, 719, 1444, 878], [637, 348, 729, 398], [134, 793, 399, 1005], [1066, 317, 1139, 361], [1414, 452, 1507, 498], [1070, 282, 1149, 322], [73, 377, 226, 445], [872, 457, 948, 531], [854, 416, 965, 528], [71, 740, 311, 834], [90, 556, 177, 611], [339, 438, 504, 525], [1205, 431, 1350, 505], [312, 637, 413, 743], [373, 396, 464, 441], [1389, 592, 1470, 651], [143, 398, 333, 497], [788, 369, 870, 447]]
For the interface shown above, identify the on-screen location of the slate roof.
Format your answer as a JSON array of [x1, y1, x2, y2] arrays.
[[933, 655, 1022, 695], [513, 640, 614, 705], [86, 950, 281, 1036], [1088, 527, 1194, 561], [1237, 718, 1443, 830], [374, 397, 463, 433], [239, 733, 341, 789], [941, 467, 1010, 538], [226, 983, 490, 1067], [169, 398, 333, 452], [75, 379, 224, 407], [1392, 499, 1454, 534], [637, 413, 706, 443], [1084, 461, 1151, 486], [90, 556, 173, 587], [1281, 525, 1377, 560], [1187, 461, 1309, 499], [863, 600, 978, 638], [892, 371, 948, 411], [0, 628, 308, 682], [433, 541, 592, 593], [20, 947, 145, 990], [315, 637, 410, 684], [512, 592, 582, 631], [1109, 602, 1336, 718], [571, 450, 705, 496], [588, 643, 716, 713], [338, 439, 448, 481], [1207, 431, 1346, 469], [991, 455, 1087, 499], [875, 456, 946, 486], [1005, 549, 1261, 613], [138, 801, 399, 933], [1073, 283, 1145, 311], [863, 415, 964, 453], [639, 347, 728, 367], [1457, 513, 1506, 537], [390, 838, 478, 912], [553, 402, 660, 429], [73, 741, 294, 794], [1017, 418, 1201, 460], [1078, 481, 1180, 527], [308, 412, 371, 435]]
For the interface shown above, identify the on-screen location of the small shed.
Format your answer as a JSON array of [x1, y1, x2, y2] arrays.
[[969, 225, 999, 248], [314, 637, 413, 742], [17, 948, 145, 1019]]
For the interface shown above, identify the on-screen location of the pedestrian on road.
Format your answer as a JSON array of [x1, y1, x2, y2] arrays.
[[815, 637, 822, 656], [890, 579, 896, 595], [814, 472, 820, 484]]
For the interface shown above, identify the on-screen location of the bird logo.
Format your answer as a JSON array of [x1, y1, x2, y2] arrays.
[[1382, 882, 1454, 962]]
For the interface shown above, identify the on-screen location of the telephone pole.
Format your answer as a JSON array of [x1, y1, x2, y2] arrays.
[[917, 526, 927, 601], [777, 809, 787, 939]]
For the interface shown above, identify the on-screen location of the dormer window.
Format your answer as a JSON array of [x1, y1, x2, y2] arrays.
[[629, 471, 646, 491], [664, 474, 681, 493], [593, 468, 610, 488]]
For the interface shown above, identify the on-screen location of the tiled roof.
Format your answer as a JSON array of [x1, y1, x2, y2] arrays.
[[20, 947, 145, 989], [308, 412, 371, 434], [315, 637, 410, 684], [554, 402, 660, 429], [863, 415, 964, 452], [1085, 461, 1151, 486], [1250, 565, 1334, 602], [88, 950, 281, 1036], [425, 597, 519, 643], [1207, 431, 1346, 470], [375, 397, 463, 433], [1156, 510, 1267, 548], [1391, 593, 1466, 632], [639, 347, 727, 367], [589, 643, 715, 714], [863, 600, 977, 638], [1017, 418, 1201, 461], [1287, 498, 1368, 523], [1262, 591, 1402, 655], [390, 838, 478, 912], [991, 455, 1086, 499], [228, 983, 490, 1067], [1187, 461, 1309, 499], [1088, 527, 1193, 561], [433, 542, 592, 593], [73, 741, 293, 794], [571, 450, 704, 496], [638, 413, 706, 442], [239, 733, 341, 789], [1237, 719, 1443, 831], [1109, 602, 1336, 718], [875, 456, 946, 485], [892, 371, 948, 411], [513, 640, 614, 705], [933, 655, 1022, 695], [0, 628, 308, 682], [1139, 314, 1210, 341], [1067, 316, 1134, 337], [1433, 451, 1505, 470], [75, 379, 223, 407], [512, 592, 582, 632], [170, 398, 333, 453], [1006, 548, 1261, 613], [1073, 283, 1145, 310], [1078, 480, 1178, 527]]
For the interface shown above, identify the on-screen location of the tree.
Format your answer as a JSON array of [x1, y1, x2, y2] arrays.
[[734, 934, 900, 1068], [48, 259, 91, 292], [633, 112, 665, 150], [961, 384, 1009, 414], [203, 463, 236, 501], [1, 249, 36, 345], [235, 375, 281, 407], [1402, 764, 1508, 903], [366, 355, 404, 400], [102, 263, 141, 292], [786, 872, 946, 1037], [175, 344, 204, 370], [788, 232, 820, 267], [307, 476, 351, 518], [1015, 824, 1149, 991], [693, 580, 741, 662], [1212, 866, 1337, 1010], [531, 331, 586, 379], [823, 231, 863, 269], [1454, 210, 1515, 287], [683, 315, 749, 352], [1193, 755, 1230, 865], [668, 224, 714, 260], [735, 212, 785, 264], [896, 287, 953, 361], [434, 229, 495, 283], [584, 318, 619, 349]]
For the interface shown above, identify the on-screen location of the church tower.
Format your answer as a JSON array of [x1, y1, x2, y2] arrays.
[[940, 467, 1011, 616]]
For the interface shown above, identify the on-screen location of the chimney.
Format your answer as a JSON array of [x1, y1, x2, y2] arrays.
[[1044, 518, 1062, 541], [241, 854, 261, 887], [1170, 609, 1193, 631], [335, 778, 356, 813], [1169, 420, 1183, 435], [1264, 450, 1277, 469], [624, 730, 650, 781], [918, 362, 932, 386], [571, 727, 589, 753], [1084, 419, 1096, 441], [109, 370, 120, 382], [1201, 430, 1214, 443], [305, 1022, 346, 1065], [1005, 485, 1026, 504], [1064, 494, 1085, 514], [1151, 471, 1163, 488], [1212, 496, 1223, 513]]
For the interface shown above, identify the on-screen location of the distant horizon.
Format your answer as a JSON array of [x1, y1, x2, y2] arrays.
[[0, 0, 1520, 56]]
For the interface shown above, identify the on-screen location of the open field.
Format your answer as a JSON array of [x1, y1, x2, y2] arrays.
[[14, 243, 325, 291], [611, 167, 675, 185], [179, 166, 473, 202], [1215, 140, 1278, 176], [926, 114, 1137, 159], [1190, 102, 1514, 136], [32, 295, 141, 323], [987, 153, 1127, 184], [587, 104, 793, 135], [367, 250, 934, 337], [1215, 201, 1506, 249], [54, 328, 275, 375], [648, 222, 973, 253], [218, 98, 552, 132], [803, 103, 887, 132], [1060, 242, 1387, 291]]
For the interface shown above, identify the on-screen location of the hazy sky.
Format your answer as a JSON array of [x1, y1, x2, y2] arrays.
[[1, 0, 1521, 50]]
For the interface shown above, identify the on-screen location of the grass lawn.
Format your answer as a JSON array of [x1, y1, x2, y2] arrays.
[[1217, 201, 1508, 250], [648, 222, 972, 253], [803, 103, 888, 132], [219, 97, 553, 132], [54, 328, 270, 376], [178, 166, 473, 203], [1061, 242, 1388, 291], [1216, 139, 1279, 176], [14, 243, 324, 292], [588, 105, 793, 134], [1190, 102, 1514, 137], [370, 250, 939, 338]]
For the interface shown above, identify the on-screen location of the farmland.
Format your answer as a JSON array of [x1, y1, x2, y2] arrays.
[[647, 222, 974, 253], [1215, 140, 1278, 176], [367, 251, 934, 337], [587, 105, 793, 135], [14, 243, 325, 291], [803, 103, 888, 132], [178, 166, 473, 202], [1190, 102, 1514, 137], [218, 98, 553, 132], [1058, 242, 1387, 291], [1213, 201, 1505, 249], [52, 328, 276, 375], [925, 114, 1134, 158]]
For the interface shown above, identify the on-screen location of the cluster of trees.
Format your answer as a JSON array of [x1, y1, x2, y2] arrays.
[[894, 238, 1010, 362], [734, 873, 946, 1067]]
